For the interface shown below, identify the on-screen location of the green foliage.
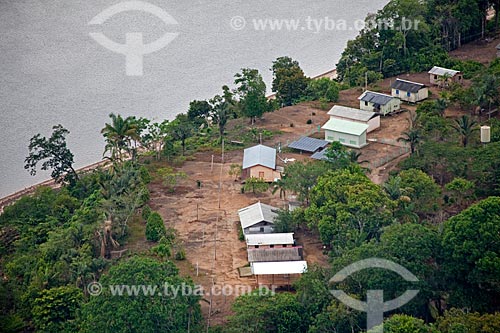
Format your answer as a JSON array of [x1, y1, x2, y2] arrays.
[[169, 113, 194, 155], [306, 78, 340, 102], [243, 177, 269, 194], [281, 160, 329, 204], [441, 197, 500, 310], [271, 56, 310, 106], [141, 204, 152, 221], [25, 124, 79, 184], [187, 99, 213, 126], [398, 169, 441, 215], [369, 314, 437, 333], [234, 68, 270, 123], [101, 113, 140, 163], [436, 309, 500, 333], [157, 166, 187, 193], [79, 256, 202, 332], [273, 209, 303, 233], [145, 212, 166, 242], [32, 285, 83, 332]]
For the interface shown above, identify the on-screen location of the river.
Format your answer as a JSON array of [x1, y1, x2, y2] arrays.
[[0, 0, 387, 197]]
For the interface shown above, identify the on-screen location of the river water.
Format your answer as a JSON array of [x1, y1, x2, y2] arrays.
[[0, 0, 387, 197]]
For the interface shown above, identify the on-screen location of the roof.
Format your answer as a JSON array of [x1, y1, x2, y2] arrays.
[[310, 149, 329, 161], [251, 261, 308, 275], [328, 105, 377, 122], [287, 136, 329, 153], [428, 66, 461, 77], [242, 144, 276, 170], [358, 91, 394, 106], [322, 118, 369, 136], [247, 247, 303, 262], [238, 202, 279, 229], [391, 79, 426, 93], [245, 233, 295, 246]]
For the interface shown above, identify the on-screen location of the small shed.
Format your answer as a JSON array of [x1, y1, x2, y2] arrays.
[[310, 149, 329, 161], [245, 233, 295, 249], [238, 202, 279, 235], [247, 247, 303, 262], [428, 66, 463, 87], [358, 91, 401, 116], [391, 79, 428, 103], [251, 261, 308, 286], [327, 105, 380, 133], [322, 118, 369, 149], [242, 144, 281, 182], [287, 136, 329, 154]]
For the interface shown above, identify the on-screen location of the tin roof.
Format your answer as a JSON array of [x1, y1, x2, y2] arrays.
[[245, 233, 295, 246], [322, 118, 369, 136], [242, 144, 276, 170], [238, 202, 279, 229], [428, 66, 461, 77], [247, 247, 303, 262], [391, 79, 426, 93], [328, 105, 377, 122], [358, 91, 394, 106]]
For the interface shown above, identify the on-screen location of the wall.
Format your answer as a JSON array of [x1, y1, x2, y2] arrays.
[[244, 221, 274, 234], [325, 130, 366, 149]]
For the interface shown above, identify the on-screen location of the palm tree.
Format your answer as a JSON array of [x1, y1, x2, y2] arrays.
[[398, 128, 421, 154], [452, 115, 478, 147], [101, 113, 140, 163]]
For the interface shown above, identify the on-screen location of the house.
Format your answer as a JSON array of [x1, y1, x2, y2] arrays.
[[322, 118, 369, 149], [327, 105, 380, 133], [238, 202, 278, 235], [428, 66, 463, 87], [287, 136, 329, 154], [245, 233, 295, 249], [247, 247, 303, 263], [391, 79, 428, 103], [251, 260, 308, 286], [242, 144, 281, 182], [358, 91, 401, 116]]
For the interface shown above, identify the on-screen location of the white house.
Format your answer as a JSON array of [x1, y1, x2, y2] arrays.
[[322, 118, 369, 149], [238, 202, 278, 235], [327, 105, 380, 133], [428, 66, 463, 87], [358, 91, 401, 116], [391, 79, 428, 103]]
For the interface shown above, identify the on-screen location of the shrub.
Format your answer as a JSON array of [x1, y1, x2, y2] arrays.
[[145, 212, 166, 242], [306, 119, 313, 124], [141, 205, 152, 221], [175, 248, 186, 260]]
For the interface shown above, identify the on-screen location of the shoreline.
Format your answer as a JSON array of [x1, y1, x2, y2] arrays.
[[0, 67, 337, 212]]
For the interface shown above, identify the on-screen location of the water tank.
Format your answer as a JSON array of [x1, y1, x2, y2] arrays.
[[481, 126, 491, 143]]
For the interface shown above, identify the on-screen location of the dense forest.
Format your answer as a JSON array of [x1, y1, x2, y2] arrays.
[[2, 0, 500, 332]]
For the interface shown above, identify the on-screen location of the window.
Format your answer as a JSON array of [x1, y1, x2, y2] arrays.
[[407, 91, 411, 97], [270, 245, 274, 248], [395, 89, 399, 94], [283, 244, 287, 247], [434, 75, 438, 80], [255, 245, 259, 249], [364, 101, 368, 106], [259, 227, 264, 232], [339, 138, 345, 143], [258, 171, 264, 179], [350, 140, 356, 145], [327, 136, 334, 141]]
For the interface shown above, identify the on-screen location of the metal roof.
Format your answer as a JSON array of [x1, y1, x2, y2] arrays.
[[310, 149, 329, 161], [247, 247, 303, 262], [322, 118, 369, 136], [251, 261, 308, 275], [328, 105, 377, 122], [428, 66, 461, 77], [391, 79, 426, 93], [242, 144, 276, 170], [287, 136, 329, 153], [238, 202, 279, 229], [358, 91, 394, 106], [245, 233, 295, 246]]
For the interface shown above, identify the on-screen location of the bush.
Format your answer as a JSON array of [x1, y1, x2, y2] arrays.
[[306, 119, 312, 124], [145, 212, 166, 242], [141, 205, 152, 221], [175, 248, 186, 260]]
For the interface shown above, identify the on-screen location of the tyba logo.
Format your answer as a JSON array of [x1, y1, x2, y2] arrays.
[[88, 1, 179, 76]]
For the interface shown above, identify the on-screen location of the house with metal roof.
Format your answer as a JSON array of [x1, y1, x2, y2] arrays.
[[322, 118, 369, 149], [251, 261, 308, 286], [238, 202, 279, 235], [242, 144, 281, 182], [428, 66, 463, 87], [287, 136, 329, 154], [391, 78, 428, 103], [327, 105, 380, 133], [245, 233, 295, 248], [358, 91, 401, 116], [247, 246, 303, 262]]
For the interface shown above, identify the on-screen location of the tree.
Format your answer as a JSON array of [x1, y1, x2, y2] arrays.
[[145, 212, 166, 242], [79, 256, 202, 332], [210, 85, 234, 138], [234, 68, 270, 124], [25, 124, 79, 184], [441, 196, 500, 311], [168, 113, 194, 155], [228, 164, 242, 181], [271, 56, 310, 106], [243, 177, 269, 194], [187, 100, 212, 127], [452, 115, 478, 147], [306, 78, 340, 102], [368, 314, 437, 333], [281, 160, 329, 205], [445, 177, 475, 208], [436, 308, 500, 333], [157, 167, 187, 193], [140, 120, 170, 160], [398, 169, 441, 215], [101, 113, 140, 162], [32, 285, 83, 332], [398, 128, 421, 155], [273, 209, 303, 233]]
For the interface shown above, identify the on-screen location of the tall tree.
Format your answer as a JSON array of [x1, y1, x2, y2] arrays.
[[25, 124, 79, 184], [101, 113, 140, 162], [210, 85, 234, 138], [452, 115, 478, 147], [168, 114, 194, 155], [271, 56, 310, 106], [234, 68, 270, 124]]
